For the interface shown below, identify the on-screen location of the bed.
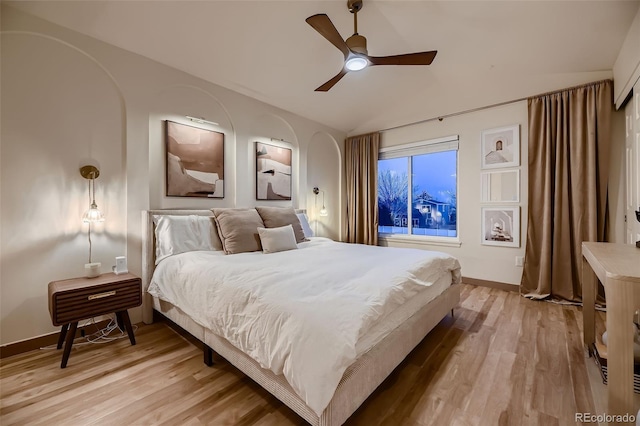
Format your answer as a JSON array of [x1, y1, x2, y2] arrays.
[[142, 208, 461, 426]]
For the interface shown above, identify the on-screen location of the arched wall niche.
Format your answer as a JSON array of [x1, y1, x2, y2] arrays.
[[0, 32, 126, 344], [148, 84, 236, 208], [308, 131, 342, 240], [246, 113, 299, 208]]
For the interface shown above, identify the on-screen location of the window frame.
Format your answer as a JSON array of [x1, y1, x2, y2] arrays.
[[378, 135, 460, 247]]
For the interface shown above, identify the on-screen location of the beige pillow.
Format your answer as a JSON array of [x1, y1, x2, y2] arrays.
[[255, 206, 306, 243], [257, 225, 298, 254], [212, 208, 265, 254]]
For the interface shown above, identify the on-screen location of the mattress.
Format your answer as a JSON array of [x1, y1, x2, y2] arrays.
[[354, 270, 452, 356], [148, 237, 461, 415]]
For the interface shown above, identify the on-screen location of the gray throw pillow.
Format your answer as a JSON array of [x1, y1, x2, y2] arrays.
[[255, 206, 306, 243], [212, 208, 265, 254]]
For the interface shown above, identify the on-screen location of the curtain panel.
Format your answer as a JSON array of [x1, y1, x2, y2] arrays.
[[345, 132, 380, 245], [521, 79, 612, 302]]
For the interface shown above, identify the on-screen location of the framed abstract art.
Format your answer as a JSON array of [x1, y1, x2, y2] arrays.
[[165, 121, 224, 198], [255, 142, 292, 200]]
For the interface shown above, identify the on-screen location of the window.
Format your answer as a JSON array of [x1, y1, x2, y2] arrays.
[[378, 136, 458, 238]]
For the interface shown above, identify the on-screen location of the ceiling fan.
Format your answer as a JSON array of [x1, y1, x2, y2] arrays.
[[306, 0, 437, 92]]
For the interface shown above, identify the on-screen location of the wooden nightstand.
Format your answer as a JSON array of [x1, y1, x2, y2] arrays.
[[48, 272, 142, 368]]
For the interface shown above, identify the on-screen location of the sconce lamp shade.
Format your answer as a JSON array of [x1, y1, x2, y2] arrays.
[[79, 165, 105, 223], [82, 203, 105, 223], [313, 187, 329, 217]]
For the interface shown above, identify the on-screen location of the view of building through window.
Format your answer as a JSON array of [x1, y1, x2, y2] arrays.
[[378, 150, 457, 237]]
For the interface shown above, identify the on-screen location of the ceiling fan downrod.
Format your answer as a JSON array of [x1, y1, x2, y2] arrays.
[[348, 0, 363, 35], [346, 0, 367, 55]]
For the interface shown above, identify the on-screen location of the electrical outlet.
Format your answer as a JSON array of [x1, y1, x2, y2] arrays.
[[515, 256, 524, 267]]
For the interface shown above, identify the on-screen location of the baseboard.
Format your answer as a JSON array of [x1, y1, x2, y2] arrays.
[[462, 276, 519, 293], [0, 319, 112, 359]]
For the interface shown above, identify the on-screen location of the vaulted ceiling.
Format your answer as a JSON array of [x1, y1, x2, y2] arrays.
[[7, 1, 639, 134]]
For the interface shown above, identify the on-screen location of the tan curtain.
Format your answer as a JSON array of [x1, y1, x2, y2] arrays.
[[345, 132, 380, 245], [521, 80, 612, 302]]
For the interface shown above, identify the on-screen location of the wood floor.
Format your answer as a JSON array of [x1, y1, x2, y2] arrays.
[[1, 284, 604, 425]]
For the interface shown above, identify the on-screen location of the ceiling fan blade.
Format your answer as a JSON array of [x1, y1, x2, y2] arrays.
[[306, 14, 350, 59], [368, 51, 438, 66], [315, 69, 349, 92]]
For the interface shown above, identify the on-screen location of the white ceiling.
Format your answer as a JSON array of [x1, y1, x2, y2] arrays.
[[6, 1, 639, 134]]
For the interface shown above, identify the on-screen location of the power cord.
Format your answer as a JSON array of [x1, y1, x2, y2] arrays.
[[85, 315, 138, 343], [40, 315, 138, 350]]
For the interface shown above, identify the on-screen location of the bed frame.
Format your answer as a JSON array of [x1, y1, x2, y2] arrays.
[[142, 209, 460, 426]]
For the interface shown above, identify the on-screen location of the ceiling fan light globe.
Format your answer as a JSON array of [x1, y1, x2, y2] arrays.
[[345, 56, 368, 71]]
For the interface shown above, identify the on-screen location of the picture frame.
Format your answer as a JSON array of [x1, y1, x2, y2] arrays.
[[165, 120, 224, 198], [481, 206, 520, 247], [480, 170, 520, 203], [481, 125, 520, 169], [255, 141, 292, 200]]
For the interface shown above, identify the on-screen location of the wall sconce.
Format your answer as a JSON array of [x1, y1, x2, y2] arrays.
[[313, 187, 328, 217], [80, 165, 104, 278]]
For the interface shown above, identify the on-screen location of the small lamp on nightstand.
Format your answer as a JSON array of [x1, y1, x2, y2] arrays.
[[80, 165, 105, 278]]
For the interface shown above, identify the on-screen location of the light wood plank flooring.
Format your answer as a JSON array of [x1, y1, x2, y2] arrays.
[[1, 285, 604, 425]]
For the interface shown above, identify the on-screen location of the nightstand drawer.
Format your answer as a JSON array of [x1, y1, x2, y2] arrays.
[[49, 273, 142, 326]]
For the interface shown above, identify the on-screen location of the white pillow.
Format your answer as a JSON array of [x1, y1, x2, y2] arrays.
[[296, 213, 314, 238], [153, 215, 222, 264], [257, 225, 298, 254]]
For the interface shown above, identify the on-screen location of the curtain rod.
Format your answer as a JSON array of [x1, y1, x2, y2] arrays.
[[379, 79, 611, 133]]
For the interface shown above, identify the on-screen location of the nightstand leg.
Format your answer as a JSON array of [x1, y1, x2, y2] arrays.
[[61, 321, 78, 368], [118, 310, 136, 345], [57, 324, 69, 350], [115, 311, 124, 332]]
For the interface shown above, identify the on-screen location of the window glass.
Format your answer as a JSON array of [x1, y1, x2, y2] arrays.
[[378, 157, 409, 234], [411, 151, 457, 237], [378, 148, 457, 238]]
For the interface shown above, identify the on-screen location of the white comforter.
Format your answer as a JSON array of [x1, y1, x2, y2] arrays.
[[148, 238, 461, 415]]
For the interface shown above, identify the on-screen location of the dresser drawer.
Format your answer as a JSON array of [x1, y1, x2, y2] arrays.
[[48, 273, 142, 326]]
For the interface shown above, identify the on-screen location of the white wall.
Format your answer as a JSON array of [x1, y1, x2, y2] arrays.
[[609, 108, 627, 244], [625, 79, 640, 245], [378, 103, 528, 286], [0, 6, 345, 346], [307, 132, 342, 240], [377, 100, 627, 287], [613, 6, 640, 243], [614, 6, 640, 108]]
